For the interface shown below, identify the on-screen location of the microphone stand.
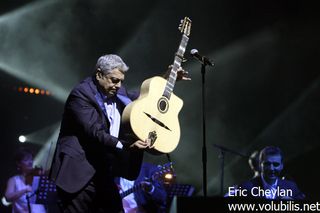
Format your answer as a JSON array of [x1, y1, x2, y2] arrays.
[[26, 193, 31, 213], [192, 50, 213, 197], [26, 190, 38, 213], [200, 64, 208, 197], [213, 144, 248, 196]]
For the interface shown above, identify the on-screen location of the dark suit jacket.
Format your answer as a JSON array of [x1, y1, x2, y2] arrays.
[[50, 76, 143, 196], [237, 176, 305, 200], [133, 162, 167, 213]]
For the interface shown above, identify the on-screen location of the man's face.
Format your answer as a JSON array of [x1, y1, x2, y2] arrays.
[[260, 154, 283, 184], [96, 68, 125, 97]]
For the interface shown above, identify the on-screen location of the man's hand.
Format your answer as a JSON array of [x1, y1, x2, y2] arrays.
[[176, 66, 191, 81], [130, 138, 153, 149], [141, 181, 154, 193], [24, 185, 32, 193], [163, 65, 191, 81]]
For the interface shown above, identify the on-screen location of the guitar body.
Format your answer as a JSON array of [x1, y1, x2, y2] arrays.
[[122, 76, 183, 154]]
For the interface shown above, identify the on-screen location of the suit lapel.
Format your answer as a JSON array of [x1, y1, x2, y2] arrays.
[[87, 77, 109, 120]]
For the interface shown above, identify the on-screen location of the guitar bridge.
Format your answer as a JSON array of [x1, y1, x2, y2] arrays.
[[148, 131, 157, 146]]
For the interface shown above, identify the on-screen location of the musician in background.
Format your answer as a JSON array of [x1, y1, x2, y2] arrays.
[[5, 147, 46, 213], [49, 54, 190, 212], [234, 146, 305, 200], [116, 162, 167, 213]]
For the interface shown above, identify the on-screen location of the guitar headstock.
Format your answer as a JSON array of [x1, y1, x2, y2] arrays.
[[178, 17, 192, 37], [152, 162, 176, 184]]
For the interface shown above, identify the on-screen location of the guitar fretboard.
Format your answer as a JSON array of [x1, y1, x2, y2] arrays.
[[120, 183, 143, 199], [163, 34, 189, 99]]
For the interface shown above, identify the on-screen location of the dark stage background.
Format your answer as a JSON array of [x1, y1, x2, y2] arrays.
[[1, 0, 319, 211]]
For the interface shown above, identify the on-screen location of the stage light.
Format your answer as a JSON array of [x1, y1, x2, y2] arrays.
[[157, 163, 176, 185], [15, 85, 52, 96], [18, 135, 26, 143], [163, 171, 176, 184], [164, 173, 173, 180]]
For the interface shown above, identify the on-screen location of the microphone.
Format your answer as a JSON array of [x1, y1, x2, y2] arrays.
[[190, 49, 214, 66]]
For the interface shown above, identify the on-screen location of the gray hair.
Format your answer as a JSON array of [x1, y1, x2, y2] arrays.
[[95, 54, 129, 74]]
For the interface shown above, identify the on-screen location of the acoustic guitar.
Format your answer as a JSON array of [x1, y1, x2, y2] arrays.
[[122, 17, 191, 154]]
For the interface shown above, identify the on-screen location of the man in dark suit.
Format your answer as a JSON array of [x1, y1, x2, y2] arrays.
[[228, 146, 305, 200], [50, 54, 156, 213], [117, 162, 168, 213]]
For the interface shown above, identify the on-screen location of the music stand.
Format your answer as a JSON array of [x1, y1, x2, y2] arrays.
[[165, 183, 195, 210], [165, 183, 195, 198], [35, 175, 57, 205], [26, 175, 57, 212]]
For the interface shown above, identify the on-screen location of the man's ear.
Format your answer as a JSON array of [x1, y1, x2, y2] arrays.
[[280, 163, 284, 171], [96, 69, 103, 80]]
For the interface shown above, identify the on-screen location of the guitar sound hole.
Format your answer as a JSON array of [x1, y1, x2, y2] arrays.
[[158, 98, 169, 113], [159, 101, 167, 111]]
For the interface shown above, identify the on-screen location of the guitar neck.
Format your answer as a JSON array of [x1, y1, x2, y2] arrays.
[[163, 34, 189, 99], [120, 183, 143, 199]]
